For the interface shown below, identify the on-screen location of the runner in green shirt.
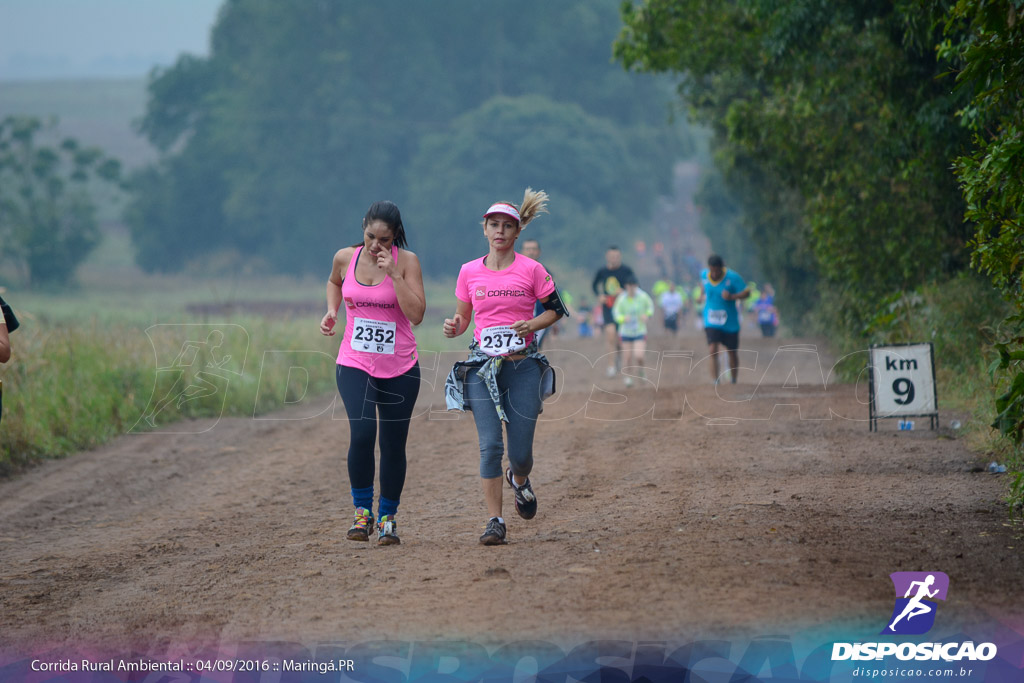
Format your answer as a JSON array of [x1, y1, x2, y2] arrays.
[[612, 276, 654, 387]]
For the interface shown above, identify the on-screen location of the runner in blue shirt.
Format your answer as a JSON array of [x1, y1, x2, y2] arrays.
[[753, 283, 779, 338], [697, 254, 751, 384]]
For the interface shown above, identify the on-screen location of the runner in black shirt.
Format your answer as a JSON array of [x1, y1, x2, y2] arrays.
[[591, 246, 636, 378]]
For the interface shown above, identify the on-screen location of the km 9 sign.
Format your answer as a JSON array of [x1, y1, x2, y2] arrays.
[[869, 343, 937, 427]]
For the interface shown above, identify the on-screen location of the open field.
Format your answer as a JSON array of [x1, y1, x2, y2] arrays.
[[0, 78, 154, 169]]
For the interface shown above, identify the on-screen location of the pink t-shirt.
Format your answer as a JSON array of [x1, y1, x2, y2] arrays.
[[337, 245, 418, 377], [455, 253, 555, 353]]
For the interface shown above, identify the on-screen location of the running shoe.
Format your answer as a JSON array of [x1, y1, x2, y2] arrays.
[[377, 515, 400, 546], [505, 467, 538, 520], [479, 517, 507, 545], [605, 365, 616, 378], [624, 376, 634, 387], [347, 507, 374, 542]]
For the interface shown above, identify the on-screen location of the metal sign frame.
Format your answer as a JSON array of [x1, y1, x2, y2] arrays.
[[868, 342, 938, 432]]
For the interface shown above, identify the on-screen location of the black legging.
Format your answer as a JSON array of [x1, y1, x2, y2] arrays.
[[335, 363, 420, 502]]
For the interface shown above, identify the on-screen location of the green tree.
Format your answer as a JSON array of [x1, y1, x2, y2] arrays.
[[941, 0, 1024, 506], [943, 0, 1024, 314], [615, 0, 973, 332], [0, 116, 121, 286], [406, 95, 687, 272], [127, 0, 693, 277]]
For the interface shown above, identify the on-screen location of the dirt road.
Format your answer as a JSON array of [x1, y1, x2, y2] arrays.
[[0, 325, 1020, 660]]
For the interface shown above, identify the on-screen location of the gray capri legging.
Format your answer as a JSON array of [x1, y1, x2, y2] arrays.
[[463, 358, 544, 479]]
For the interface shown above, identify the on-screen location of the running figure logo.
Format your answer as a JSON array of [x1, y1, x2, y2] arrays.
[[132, 324, 249, 434], [882, 571, 949, 635]]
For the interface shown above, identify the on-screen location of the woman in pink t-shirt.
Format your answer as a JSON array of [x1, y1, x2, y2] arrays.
[[320, 200, 426, 546], [443, 188, 567, 546]]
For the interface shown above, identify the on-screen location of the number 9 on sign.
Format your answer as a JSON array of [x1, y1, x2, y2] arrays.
[[892, 378, 915, 405]]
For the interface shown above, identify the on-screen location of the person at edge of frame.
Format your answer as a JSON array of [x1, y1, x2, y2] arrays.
[[0, 293, 19, 426]]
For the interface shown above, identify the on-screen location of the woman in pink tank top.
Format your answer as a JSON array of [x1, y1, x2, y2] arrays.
[[319, 201, 425, 546]]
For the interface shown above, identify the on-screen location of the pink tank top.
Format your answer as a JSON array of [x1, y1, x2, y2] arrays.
[[337, 246, 417, 377]]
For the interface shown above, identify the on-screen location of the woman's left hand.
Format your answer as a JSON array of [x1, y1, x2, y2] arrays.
[[511, 320, 532, 337]]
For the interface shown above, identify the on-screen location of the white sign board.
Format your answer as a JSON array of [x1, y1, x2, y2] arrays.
[[870, 343, 936, 418]]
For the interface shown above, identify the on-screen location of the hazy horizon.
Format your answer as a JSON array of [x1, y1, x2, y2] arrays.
[[0, 0, 221, 81]]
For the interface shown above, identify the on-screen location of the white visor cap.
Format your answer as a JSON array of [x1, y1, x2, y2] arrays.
[[483, 202, 521, 223]]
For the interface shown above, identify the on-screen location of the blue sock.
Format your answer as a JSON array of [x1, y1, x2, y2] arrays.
[[378, 496, 400, 518], [351, 486, 374, 511]]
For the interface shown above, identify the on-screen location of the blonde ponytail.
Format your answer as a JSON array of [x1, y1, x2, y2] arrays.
[[518, 188, 549, 227]]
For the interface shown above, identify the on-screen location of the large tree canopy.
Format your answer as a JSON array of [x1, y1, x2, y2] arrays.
[[406, 94, 684, 262], [941, 1, 1024, 482], [128, 0, 693, 277], [615, 0, 974, 330]]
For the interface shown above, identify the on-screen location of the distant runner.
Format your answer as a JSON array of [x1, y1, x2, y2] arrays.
[[691, 281, 704, 330], [592, 246, 636, 378], [612, 275, 654, 387], [659, 282, 685, 335], [521, 238, 556, 349], [697, 254, 750, 384], [753, 284, 779, 338]]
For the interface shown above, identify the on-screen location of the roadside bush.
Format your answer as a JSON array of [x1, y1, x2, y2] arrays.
[[0, 317, 337, 473]]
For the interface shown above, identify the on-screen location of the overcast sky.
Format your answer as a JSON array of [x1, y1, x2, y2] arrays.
[[0, 0, 222, 80]]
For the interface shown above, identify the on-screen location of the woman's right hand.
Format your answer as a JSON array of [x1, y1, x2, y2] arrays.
[[443, 314, 464, 338], [320, 310, 338, 336]]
